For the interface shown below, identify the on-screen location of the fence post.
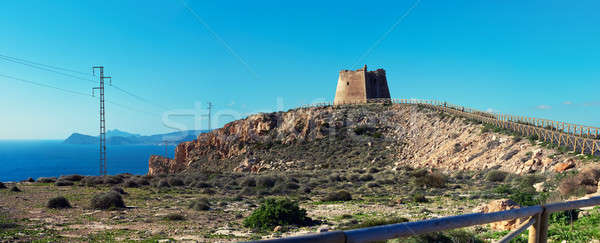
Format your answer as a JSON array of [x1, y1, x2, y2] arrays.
[[528, 213, 541, 243], [538, 208, 549, 243]]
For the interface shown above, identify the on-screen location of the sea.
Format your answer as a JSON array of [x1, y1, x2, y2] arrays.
[[0, 140, 176, 182]]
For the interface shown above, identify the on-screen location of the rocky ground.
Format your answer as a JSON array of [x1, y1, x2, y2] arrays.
[[2, 160, 600, 242]]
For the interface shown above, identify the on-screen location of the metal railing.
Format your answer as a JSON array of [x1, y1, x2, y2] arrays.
[[245, 196, 600, 243]]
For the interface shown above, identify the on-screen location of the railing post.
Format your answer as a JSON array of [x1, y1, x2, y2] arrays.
[[538, 208, 549, 243], [528, 213, 541, 243]]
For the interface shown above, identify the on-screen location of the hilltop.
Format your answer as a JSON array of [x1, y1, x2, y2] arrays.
[[149, 103, 580, 176]]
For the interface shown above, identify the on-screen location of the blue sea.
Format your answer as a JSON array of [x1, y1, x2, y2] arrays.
[[0, 140, 175, 182]]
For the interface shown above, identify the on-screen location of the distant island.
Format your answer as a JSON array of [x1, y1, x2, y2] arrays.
[[64, 129, 207, 145]]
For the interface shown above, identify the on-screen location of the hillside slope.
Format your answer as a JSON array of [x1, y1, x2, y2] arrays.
[[148, 104, 576, 175]]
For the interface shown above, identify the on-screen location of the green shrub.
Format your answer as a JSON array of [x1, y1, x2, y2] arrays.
[[59, 174, 83, 182], [123, 180, 139, 188], [528, 135, 539, 144], [47, 196, 71, 209], [103, 175, 123, 185], [509, 190, 538, 206], [546, 208, 600, 242], [243, 198, 311, 230], [481, 124, 493, 133], [348, 173, 360, 182], [366, 182, 380, 188], [0, 215, 17, 230], [257, 176, 276, 188], [189, 198, 210, 211], [241, 177, 256, 187], [157, 179, 170, 188], [168, 177, 184, 187], [411, 192, 428, 203], [193, 181, 211, 188], [136, 178, 150, 186], [164, 213, 185, 221], [368, 167, 380, 173], [322, 190, 352, 202], [353, 126, 370, 135], [550, 209, 579, 224], [493, 184, 513, 194], [285, 182, 300, 190], [413, 171, 447, 188], [111, 186, 127, 195], [558, 176, 585, 197], [343, 216, 408, 230], [55, 180, 74, 186], [90, 191, 126, 210], [411, 168, 428, 177], [359, 174, 374, 182], [82, 176, 103, 186], [9, 186, 21, 192], [37, 177, 57, 183], [485, 170, 508, 182], [329, 174, 342, 182]]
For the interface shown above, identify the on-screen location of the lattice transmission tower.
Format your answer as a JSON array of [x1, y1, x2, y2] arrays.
[[92, 66, 111, 176]]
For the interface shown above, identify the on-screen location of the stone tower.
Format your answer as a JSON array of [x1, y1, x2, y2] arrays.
[[334, 65, 391, 105]]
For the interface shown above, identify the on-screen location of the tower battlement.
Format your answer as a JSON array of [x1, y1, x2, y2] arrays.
[[334, 65, 391, 105]]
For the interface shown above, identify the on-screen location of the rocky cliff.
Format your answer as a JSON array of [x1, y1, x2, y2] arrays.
[[148, 104, 578, 175]]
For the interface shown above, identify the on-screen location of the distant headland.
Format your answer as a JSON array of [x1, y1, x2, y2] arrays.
[[63, 129, 207, 145]]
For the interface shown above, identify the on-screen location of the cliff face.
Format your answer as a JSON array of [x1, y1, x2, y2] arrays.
[[148, 105, 402, 174], [148, 104, 576, 175]]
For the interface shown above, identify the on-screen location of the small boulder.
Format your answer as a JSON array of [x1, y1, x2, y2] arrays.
[[534, 182, 545, 192], [554, 159, 575, 173]]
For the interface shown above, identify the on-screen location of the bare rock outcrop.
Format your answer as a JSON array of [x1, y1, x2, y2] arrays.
[[554, 158, 576, 173], [473, 199, 524, 231]]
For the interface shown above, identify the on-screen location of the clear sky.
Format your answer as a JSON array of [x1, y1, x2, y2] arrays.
[[1, 0, 599, 139]]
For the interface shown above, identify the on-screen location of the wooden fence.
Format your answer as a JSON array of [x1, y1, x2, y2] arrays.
[[244, 197, 600, 243], [327, 98, 600, 156]]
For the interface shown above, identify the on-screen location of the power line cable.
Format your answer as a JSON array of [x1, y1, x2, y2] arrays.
[[350, 0, 421, 69], [0, 53, 93, 76], [179, 0, 259, 79], [0, 73, 159, 116], [0, 54, 171, 111], [0, 73, 92, 97], [107, 100, 161, 116], [0, 56, 97, 84], [110, 84, 172, 110]]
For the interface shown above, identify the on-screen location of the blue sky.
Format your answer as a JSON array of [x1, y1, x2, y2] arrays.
[[1, 0, 599, 139]]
